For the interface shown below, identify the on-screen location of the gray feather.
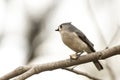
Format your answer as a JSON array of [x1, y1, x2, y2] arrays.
[[67, 23, 95, 52]]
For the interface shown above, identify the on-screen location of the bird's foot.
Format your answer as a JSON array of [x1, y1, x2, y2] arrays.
[[70, 51, 84, 60], [70, 54, 78, 60]]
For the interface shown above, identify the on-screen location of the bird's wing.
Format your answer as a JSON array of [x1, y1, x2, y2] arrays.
[[75, 31, 95, 52]]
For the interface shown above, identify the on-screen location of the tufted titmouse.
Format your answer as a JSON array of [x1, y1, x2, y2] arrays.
[[55, 22, 103, 71]]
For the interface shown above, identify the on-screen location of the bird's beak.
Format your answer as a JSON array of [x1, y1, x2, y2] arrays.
[[55, 28, 59, 31]]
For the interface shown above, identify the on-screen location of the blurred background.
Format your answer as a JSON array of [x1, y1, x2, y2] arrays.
[[0, 0, 120, 80]]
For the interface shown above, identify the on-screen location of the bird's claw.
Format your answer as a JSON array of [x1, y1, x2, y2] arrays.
[[70, 51, 84, 60], [70, 54, 79, 60]]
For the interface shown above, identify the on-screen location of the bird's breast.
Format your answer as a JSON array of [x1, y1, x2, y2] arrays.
[[60, 31, 88, 52]]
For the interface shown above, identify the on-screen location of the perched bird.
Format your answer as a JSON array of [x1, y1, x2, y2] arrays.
[[55, 22, 103, 71]]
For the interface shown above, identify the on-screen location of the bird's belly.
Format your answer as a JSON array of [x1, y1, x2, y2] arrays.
[[61, 32, 88, 52]]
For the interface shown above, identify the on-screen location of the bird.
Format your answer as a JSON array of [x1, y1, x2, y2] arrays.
[[55, 22, 103, 71]]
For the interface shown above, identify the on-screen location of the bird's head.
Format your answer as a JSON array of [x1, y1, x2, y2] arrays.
[[55, 22, 72, 32]]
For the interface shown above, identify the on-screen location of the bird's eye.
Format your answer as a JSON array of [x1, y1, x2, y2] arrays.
[[60, 25, 62, 28]]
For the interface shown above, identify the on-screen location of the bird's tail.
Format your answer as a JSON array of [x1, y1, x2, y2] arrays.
[[93, 60, 103, 71], [87, 47, 103, 70], [89, 48, 103, 70]]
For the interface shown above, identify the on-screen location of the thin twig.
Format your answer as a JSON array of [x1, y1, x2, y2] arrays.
[[63, 67, 101, 80]]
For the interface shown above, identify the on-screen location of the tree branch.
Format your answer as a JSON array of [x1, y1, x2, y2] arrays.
[[62, 67, 101, 80], [0, 45, 120, 80]]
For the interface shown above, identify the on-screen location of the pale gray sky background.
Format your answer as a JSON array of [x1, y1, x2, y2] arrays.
[[0, 0, 120, 80]]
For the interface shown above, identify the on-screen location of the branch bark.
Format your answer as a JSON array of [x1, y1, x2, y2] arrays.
[[0, 45, 120, 80]]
